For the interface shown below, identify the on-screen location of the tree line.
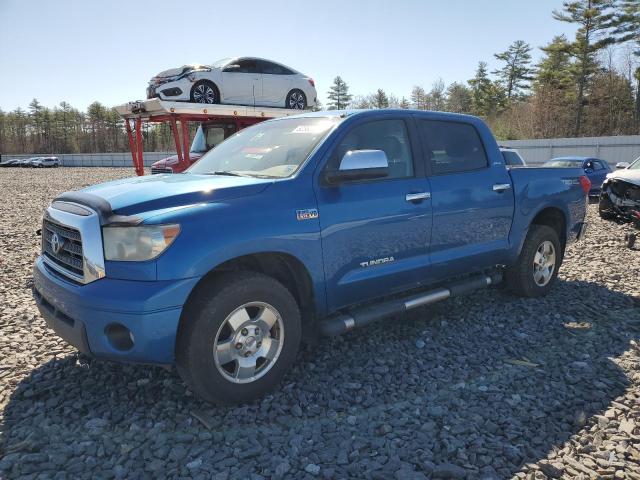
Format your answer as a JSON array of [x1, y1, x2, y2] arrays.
[[326, 0, 640, 139], [0, 0, 638, 155]]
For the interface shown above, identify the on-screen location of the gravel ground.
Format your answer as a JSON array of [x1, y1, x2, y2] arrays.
[[1, 167, 639, 480]]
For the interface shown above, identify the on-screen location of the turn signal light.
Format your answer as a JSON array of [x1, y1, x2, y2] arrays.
[[579, 175, 591, 195]]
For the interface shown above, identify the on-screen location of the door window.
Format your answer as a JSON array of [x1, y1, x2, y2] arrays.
[[330, 119, 414, 179], [226, 59, 259, 74], [419, 120, 488, 174], [593, 160, 605, 171]]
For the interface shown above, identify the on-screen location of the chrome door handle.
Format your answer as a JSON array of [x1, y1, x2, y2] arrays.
[[406, 192, 431, 202], [492, 183, 511, 192]]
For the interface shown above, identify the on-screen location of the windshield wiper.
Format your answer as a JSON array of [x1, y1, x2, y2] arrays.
[[206, 171, 246, 177]]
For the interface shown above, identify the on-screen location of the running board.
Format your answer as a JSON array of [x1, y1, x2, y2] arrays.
[[319, 271, 502, 336]]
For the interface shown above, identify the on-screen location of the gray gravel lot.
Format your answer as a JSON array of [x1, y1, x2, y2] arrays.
[[1, 167, 640, 480]]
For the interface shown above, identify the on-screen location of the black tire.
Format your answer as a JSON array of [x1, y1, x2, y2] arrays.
[[598, 194, 616, 220], [505, 225, 562, 298], [286, 89, 307, 110], [190, 81, 219, 104], [176, 271, 301, 405]]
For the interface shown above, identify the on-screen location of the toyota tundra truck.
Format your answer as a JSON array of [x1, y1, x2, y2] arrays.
[[33, 109, 590, 404]]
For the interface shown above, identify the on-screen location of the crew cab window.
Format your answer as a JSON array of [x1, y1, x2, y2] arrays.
[[419, 120, 488, 174], [331, 119, 414, 179], [259, 61, 293, 75]]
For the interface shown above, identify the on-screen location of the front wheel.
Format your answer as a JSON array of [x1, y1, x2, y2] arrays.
[[505, 225, 562, 298], [190, 81, 219, 104], [286, 89, 307, 110], [598, 193, 616, 220], [176, 272, 301, 405]]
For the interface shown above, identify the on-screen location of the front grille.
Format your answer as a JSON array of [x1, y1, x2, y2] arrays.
[[151, 167, 173, 174], [42, 219, 84, 279]]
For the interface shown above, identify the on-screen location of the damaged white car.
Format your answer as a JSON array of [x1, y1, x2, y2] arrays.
[[599, 155, 640, 226], [146, 57, 317, 110]]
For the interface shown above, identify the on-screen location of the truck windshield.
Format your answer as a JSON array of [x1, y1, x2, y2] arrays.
[[189, 117, 339, 178], [629, 156, 640, 170]]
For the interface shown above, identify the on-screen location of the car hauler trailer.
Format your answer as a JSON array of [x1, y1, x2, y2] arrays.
[[114, 99, 300, 176]]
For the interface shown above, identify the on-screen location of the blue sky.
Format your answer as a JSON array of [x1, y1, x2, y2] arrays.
[[0, 0, 577, 111]]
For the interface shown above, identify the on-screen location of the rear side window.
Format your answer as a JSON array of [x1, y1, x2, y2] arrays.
[[259, 61, 293, 75], [418, 120, 488, 174]]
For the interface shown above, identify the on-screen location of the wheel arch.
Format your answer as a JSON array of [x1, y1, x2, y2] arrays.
[[178, 251, 317, 346], [530, 207, 567, 254]]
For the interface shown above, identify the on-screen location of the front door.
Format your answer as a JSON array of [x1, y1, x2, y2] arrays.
[[314, 117, 432, 311], [220, 59, 262, 105], [416, 118, 515, 279]]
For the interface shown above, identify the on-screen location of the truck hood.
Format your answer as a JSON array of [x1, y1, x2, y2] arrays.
[[607, 169, 640, 186], [80, 173, 271, 217]]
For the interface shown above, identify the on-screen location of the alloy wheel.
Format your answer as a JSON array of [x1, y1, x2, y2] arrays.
[[213, 301, 284, 384]]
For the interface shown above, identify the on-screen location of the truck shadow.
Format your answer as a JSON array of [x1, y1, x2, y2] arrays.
[[2, 280, 639, 478]]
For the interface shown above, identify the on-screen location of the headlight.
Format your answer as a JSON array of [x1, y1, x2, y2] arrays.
[[103, 224, 180, 261]]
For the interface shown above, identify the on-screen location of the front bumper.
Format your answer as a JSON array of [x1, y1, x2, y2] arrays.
[[33, 256, 200, 364], [147, 78, 191, 101]]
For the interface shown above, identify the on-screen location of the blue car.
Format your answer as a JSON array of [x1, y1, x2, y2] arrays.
[[32, 109, 589, 404], [544, 156, 611, 196]]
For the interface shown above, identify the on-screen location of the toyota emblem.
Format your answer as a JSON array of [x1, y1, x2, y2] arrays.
[[51, 233, 64, 255]]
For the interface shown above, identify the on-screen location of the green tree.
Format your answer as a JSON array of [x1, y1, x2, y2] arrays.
[[493, 40, 535, 100], [468, 62, 506, 117], [611, 0, 640, 130], [410, 85, 427, 109], [553, 0, 617, 135], [532, 36, 576, 137], [327, 76, 352, 110], [445, 82, 473, 113], [399, 97, 410, 109], [373, 89, 389, 109]]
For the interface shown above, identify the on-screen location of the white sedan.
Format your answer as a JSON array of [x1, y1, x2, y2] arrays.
[[147, 57, 317, 110]]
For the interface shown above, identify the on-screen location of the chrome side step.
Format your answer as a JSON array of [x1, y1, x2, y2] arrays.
[[319, 271, 502, 336]]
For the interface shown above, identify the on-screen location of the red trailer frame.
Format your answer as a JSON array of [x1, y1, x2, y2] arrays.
[[116, 100, 298, 176]]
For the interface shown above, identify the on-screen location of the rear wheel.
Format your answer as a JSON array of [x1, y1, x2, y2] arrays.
[[286, 89, 307, 110], [505, 225, 562, 298], [176, 272, 301, 405], [190, 81, 219, 104]]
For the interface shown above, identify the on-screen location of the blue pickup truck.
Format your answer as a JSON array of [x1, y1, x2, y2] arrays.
[[33, 109, 590, 404]]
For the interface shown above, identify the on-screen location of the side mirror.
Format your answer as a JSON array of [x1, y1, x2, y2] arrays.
[[584, 168, 594, 174], [616, 162, 630, 169], [223, 64, 240, 72], [325, 149, 389, 184]]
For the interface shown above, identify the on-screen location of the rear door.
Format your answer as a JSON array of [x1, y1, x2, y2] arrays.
[[258, 60, 293, 106], [417, 119, 514, 279], [314, 116, 432, 311], [220, 59, 262, 105]]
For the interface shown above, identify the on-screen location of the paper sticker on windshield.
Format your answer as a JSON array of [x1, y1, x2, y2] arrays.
[[291, 125, 327, 134]]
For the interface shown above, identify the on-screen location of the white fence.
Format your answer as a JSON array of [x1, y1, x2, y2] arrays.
[[4, 134, 640, 168], [501, 135, 640, 167]]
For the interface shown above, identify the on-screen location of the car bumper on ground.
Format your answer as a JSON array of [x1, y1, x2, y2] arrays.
[[32, 256, 200, 365]]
